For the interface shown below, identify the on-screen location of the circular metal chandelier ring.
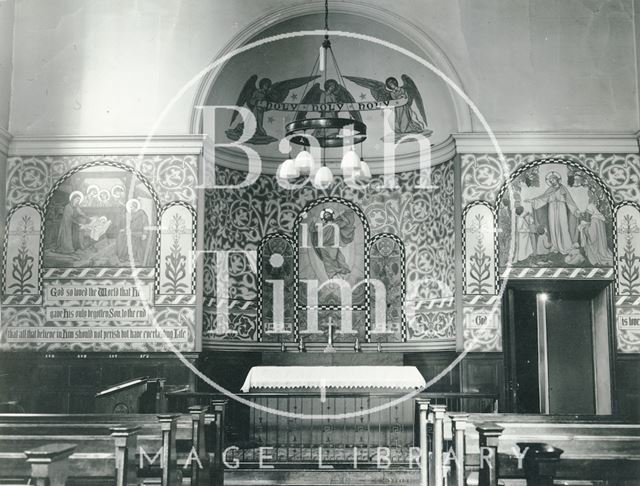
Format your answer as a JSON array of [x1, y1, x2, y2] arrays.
[[285, 117, 367, 148]]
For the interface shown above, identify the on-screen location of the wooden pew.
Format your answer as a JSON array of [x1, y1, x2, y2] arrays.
[[25, 443, 77, 486], [461, 414, 640, 485], [0, 405, 226, 486]]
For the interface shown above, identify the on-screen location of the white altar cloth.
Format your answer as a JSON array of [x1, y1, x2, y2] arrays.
[[240, 366, 426, 392]]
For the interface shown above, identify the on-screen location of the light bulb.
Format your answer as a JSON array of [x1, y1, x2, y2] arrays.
[[278, 158, 299, 179], [340, 149, 361, 173], [294, 150, 314, 175], [313, 166, 333, 189], [358, 160, 372, 180]]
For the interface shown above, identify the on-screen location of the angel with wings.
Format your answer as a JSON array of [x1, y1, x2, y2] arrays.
[[294, 79, 361, 141], [344, 74, 429, 137], [226, 74, 320, 145]]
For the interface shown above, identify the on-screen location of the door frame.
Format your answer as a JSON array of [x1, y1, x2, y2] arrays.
[[502, 279, 616, 414]]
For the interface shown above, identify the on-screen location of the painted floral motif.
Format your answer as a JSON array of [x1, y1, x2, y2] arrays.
[[467, 214, 492, 294], [407, 311, 455, 340], [203, 310, 256, 341], [162, 214, 188, 294], [618, 210, 640, 295], [9, 216, 36, 294], [4, 206, 42, 295]]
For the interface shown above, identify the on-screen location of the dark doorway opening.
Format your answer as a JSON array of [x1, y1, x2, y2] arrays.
[[503, 280, 614, 414]]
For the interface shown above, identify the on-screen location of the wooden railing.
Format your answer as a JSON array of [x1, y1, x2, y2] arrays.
[[166, 390, 499, 466]]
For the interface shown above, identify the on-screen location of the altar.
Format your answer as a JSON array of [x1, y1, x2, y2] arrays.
[[241, 366, 426, 392], [231, 366, 426, 465]]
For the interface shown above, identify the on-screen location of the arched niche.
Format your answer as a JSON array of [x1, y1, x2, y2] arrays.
[[42, 163, 158, 269], [158, 203, 196, 295], [495, 161, 614, 272], [3, 205, 43, 295], [257, 233, 296, 342], [192, 2, 470, 135], [196, 8, 463, 174], [295, 198, 370, 343], [616, 203, 640, 295], [463, 202, 496, 295], [369, 233, 406, 342]]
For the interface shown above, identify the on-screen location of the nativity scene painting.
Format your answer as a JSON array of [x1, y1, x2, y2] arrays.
[[43, 167, 156, 268], [498, 163, 614, 268]]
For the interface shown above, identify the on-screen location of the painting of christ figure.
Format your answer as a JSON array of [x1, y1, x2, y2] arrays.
[[298, 202, 366, 307], [498, 164, 613, 268]]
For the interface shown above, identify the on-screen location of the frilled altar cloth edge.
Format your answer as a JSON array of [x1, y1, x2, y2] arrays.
[[240, 366, 426, 392]]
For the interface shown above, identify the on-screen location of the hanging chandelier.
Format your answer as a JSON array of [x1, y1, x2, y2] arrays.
[[277, 0, 370, 189]]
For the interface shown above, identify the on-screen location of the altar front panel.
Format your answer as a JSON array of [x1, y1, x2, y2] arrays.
[[233, 391, 416, 464]]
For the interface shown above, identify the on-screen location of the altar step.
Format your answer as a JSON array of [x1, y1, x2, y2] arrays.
[[225, 468, 420, 486]]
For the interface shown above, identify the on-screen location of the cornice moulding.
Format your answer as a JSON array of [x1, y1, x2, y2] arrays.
[[453, 132, 639, 154], [8, 131, 639, 166], [206, 135, 458, 176], [8, 135, 208, 157]]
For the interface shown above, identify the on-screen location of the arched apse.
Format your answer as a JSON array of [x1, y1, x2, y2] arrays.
[[190, 2, 471, 162]]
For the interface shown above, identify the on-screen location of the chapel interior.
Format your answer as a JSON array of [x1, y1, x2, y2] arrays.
[[0, 1, 639, 485]]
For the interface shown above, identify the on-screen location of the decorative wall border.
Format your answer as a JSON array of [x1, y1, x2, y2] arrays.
[[1, 295, 43, 306], [461, 200, 498, 295], [256, 232, 295, 342], [367, 232, 407, 342], [2, 202, 45, 295], [156, 200, 198, 297], [42, 268, 155, 279]]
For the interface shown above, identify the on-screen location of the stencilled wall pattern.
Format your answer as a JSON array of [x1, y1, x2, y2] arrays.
[[462, 153, 640, 353], [204, 162, 456, 344], [1, 155, 199, 352]]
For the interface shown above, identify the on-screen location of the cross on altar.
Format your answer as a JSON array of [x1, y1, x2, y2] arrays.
[[324, 316, 336, 353]]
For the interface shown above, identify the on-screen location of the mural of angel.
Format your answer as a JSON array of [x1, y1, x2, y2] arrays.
[[344, 74, 429, 138], [294, 79, 361, 141], [226, 74, 320, 145]]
